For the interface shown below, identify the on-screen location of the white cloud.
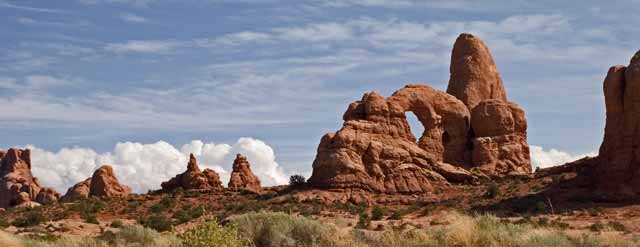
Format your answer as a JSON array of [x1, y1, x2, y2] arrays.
[[105, 40, 184, 54], [529, 145, 596, 170], [119, 13, 148, 23], [27, 138, 289, 194]]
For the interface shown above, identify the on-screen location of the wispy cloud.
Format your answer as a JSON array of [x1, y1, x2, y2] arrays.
[[105, 40, 185, 54], [0, 2, 65, 13], [119, 13, 148, 23]]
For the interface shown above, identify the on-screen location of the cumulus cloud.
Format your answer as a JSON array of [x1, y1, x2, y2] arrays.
[[27, 138, 289, 194], [529, 145, 596, 170]]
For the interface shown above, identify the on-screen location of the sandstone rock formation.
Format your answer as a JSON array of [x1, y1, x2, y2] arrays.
[[470, 100, 530, 175], [61, 178, 91, 202], [447, 33, 507, 109], [161, 154, 223, 192], [228, 154, 261, 192], [88, 165, 131, 198], [596, 50, 640, 199], [308, 33, 531, 193], [0, 148, 60, 208]]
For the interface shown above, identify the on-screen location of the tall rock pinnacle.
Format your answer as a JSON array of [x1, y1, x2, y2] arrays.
[[447, 33, 507, 109]]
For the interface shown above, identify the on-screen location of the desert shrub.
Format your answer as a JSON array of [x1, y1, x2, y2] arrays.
[[484, 183, 500, 198], [139, 214, 172, 232], [180, 218, 249, 247], [70, 198, 105, 224], [173, 205, 205, 224], [288, 175, 306, 188], [371, 207, 386, 221], [150, 196, 176, 213], [356, 213, 371, 229], [101, 224, 181, 247], [12, 209, 48, 227], [231, 211, 338, 247], [389, 210, 403, 220], [110, 219, 124, 228]]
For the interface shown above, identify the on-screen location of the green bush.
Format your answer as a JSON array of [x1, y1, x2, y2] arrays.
[[356, 213, 371, 229], [139, 214, 172, 232], [12, 209, 47, 227], [180, 218, 250, 247], [150, 196, 176, 213], [110, 219, 124, 228], [371, 207, 386, 221], [484, 183, 500, 198], [289, 175, 306, 188], [173, 205, 205, 225]]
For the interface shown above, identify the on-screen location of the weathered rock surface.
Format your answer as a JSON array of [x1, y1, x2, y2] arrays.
[[308, 33, 531, 193], [0, 148, 60, 208], [309, 85, 474, 193], [88, 165, 131, 198], [596, 50, 640, 199], [447, 33, 507, 109], [470, 100, 531, 176], [228, 154, 261, 192], [61, 178, 91, 202], [161, 154, 223, 192]]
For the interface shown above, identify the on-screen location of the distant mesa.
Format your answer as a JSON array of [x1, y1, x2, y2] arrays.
[[308, 33, 531, 193], [228, 154, 261, 193], [161, 153, 223, 192], [0, 148, 61, 209]]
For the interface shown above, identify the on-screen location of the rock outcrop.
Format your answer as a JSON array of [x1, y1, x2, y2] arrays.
[[88, 165, 131, 198], [470, 100, 531, 176], [308, 33, 531, 193], [228, 154, 261, 192], [61, 178, 91, 202], [0, 148, 60, 208], [447, 33, 507, 109], [161, 154, 223, 192], [596, 50, 640, 199]]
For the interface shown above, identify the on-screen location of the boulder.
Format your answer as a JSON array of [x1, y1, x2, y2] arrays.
[[61, 178, 91, 202], [447, 33, 507, 109], [0, 148, 60, 208], [470, 100, 531, 176], [228, 154, 261, 192], [161, 153, 223, 192], [88, 165, 131, 198], [596, 50, 640, 199]]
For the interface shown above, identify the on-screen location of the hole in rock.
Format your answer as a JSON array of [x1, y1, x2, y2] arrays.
[[442, 131, 450, 144], [405, 112, 424, 142]]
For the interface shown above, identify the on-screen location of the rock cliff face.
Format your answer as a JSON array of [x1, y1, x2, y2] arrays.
[[161, 154, 223, 192], [308, 33, 531, 193], [0, 148, 60, 208], [88, 165, 131, 198], [228, 154, 261, 192], [596, 51, 640, 199]]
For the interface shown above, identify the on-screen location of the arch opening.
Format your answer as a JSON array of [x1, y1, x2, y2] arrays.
[[405, 111, 424, 142]]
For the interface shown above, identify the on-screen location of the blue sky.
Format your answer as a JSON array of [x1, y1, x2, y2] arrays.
[[1, 0, 639, 190]]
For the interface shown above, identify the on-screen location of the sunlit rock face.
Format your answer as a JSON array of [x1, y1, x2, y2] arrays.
[[308, 33, 531, 193]]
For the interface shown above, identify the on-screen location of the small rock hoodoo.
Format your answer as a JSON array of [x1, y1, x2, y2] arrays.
[[308, 33, 531, 193], [161, 153, 223, 192], [228, 154, 261, 193]]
